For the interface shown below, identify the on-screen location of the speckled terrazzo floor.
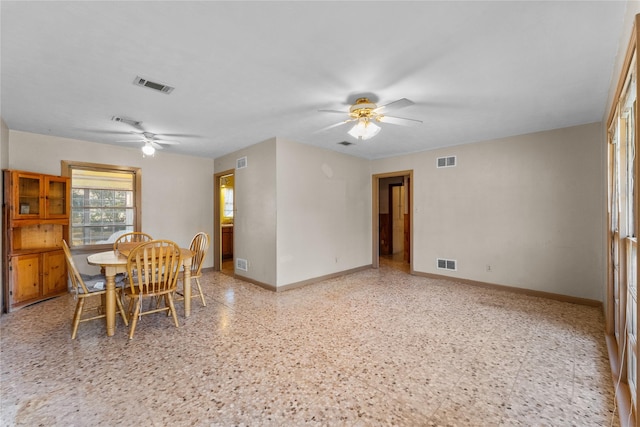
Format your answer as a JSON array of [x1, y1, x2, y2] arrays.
[[0, 258, 619, 426]]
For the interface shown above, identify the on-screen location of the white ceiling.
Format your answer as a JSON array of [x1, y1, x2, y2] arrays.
[[0, 1, 628, 160]]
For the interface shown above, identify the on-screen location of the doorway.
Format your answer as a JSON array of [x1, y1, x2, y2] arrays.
[[372, 171, 412, 272], [214, 170, 235, 276]]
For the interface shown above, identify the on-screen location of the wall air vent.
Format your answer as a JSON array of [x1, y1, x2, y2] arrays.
[[437, 156, 456, 168], [236, 156, 247, 169], [338, 141, 354, 146], [236, 258, 248, 271], [133, 76, 174, 94], [437, 258, 457, 271]]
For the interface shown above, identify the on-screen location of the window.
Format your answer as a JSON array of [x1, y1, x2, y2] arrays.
[[220, 174, 234, 224], [223, 187, 234, 218], [62, 161, 141, 248], [608, 47, 638, 417]]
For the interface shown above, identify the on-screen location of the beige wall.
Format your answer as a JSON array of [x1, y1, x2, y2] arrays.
[[214, 137, 371, 289], [201, 123, 606, 300], [214, 138, 278, 287], [372, 122, 605, 301], [276, 138, 371, 286], [6, 130, 215, 274]]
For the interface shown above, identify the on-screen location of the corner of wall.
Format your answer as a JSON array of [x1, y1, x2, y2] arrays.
[[0, 117, 9, 170]]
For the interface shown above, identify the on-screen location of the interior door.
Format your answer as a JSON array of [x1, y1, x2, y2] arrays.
[[214, 170, 235, 275]]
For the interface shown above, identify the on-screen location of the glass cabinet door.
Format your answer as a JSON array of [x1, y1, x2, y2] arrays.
[[15, 173, 42, 218], [45, 177, 69, 218]]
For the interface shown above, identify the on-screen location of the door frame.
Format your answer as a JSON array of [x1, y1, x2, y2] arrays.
[[213, 169, 235, 272], [372, 170, 413, 270]]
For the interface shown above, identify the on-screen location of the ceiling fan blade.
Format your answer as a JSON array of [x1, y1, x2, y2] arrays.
[[116, 139, 146, 143], [378, 115, 423, 127], [154, 139, 180, 145], [318, 109, 349, 114], [150, 141, 164, 150], [375, 98, 415, 113], [157, 133, 197, 138], [79, 129, 137, 136], [316, 119, 355, 133]]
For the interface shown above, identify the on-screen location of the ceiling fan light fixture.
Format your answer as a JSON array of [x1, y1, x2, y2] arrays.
[[348, 119, 381, 140], [141, 141, 155, 156]]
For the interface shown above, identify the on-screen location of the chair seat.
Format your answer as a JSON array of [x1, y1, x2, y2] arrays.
[[123, 284, 173, 298], [79, 274, 125, 293]]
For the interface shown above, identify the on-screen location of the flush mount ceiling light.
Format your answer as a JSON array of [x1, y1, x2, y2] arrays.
[[318, 97, 422, 141]]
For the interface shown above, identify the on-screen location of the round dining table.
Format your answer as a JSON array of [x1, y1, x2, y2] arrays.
[[87, 247, 194, 337]]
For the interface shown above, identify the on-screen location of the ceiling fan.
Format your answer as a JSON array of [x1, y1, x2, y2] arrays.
[[105, 116, 191, 155], [116, 131, 180, 155], [319, 97, 422, 140], [80, 116, 193, 156]]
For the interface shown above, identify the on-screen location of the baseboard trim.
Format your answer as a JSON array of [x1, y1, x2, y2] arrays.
[[233, 274, 277, 292], [412, 271, 602, 307], [275, 265, 372, 292], [236, 265, 373, 293]]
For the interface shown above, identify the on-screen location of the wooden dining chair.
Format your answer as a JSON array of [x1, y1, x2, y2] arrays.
[[123, 239, 182, 339], [113, 232, 153, 252], [62, 240, 128, 339], [177, 232, 210, 307]]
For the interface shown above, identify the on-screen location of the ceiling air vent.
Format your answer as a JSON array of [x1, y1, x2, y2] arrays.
[[437, 156, 456, 168], [111, 116, 141, 127], [133, 76, 174, 94], [338, 141, 354, 146]]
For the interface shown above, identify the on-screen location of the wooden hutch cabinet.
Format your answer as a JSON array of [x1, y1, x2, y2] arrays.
[[3, 170, 70, 312]]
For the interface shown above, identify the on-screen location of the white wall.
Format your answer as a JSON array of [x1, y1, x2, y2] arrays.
[[372, 122, 604, 301], [276, 138, 371, 286], [7, 130, 215, 273], [214, 138, 277, 286]]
